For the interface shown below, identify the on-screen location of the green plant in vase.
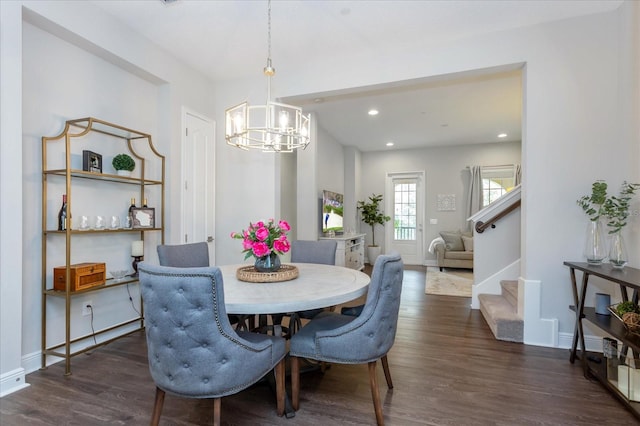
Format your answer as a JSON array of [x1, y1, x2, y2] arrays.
[[602, 181, 640, 268], [357, 193, 391, 265], [112, 153, 135, 176], [577, 180, 640, 268], [577, 181, 609, 264]]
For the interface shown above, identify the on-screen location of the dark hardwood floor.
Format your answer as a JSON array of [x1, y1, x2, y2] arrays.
[[1, 265, 637, 425]]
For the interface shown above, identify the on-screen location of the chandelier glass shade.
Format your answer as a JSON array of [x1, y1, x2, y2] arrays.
[[225, 1, 310, 153]]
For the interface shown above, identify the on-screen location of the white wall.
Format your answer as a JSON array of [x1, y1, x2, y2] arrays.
[[344, 147, 361, 235], [317, 125, 346, 196], [0, 0, 27, 396], [317, 124, 346, 237], [1, 0, 216, 395], [278, 6, 636, 345], [474, 206, 522, 285], [22, 19, 164, 366], [360, 142, 521, 256]]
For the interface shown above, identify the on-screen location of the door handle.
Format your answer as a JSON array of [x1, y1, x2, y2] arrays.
[[207, 236, 214, 242]]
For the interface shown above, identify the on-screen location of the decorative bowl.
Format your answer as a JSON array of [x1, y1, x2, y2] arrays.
[[110, 269, 129, 280]]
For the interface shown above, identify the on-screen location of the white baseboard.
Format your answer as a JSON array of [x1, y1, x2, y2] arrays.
[[0, 367, 29, 398], [558, 331, 612, 353]]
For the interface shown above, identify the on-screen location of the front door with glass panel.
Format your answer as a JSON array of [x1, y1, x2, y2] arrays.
[[385, 172, 424, 265]]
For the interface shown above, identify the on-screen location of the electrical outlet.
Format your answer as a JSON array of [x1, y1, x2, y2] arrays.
[[82, 301, 93, 316]]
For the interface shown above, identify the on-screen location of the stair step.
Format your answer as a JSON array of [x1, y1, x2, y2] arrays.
[[478, 294, 523, 343], [501, 280, 518, 308]]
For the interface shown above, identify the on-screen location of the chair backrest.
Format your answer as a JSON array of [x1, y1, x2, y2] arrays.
[[315, 252, 403, 362], [157, 242, 209, 267], [138, 262, 282, 397], [290, 240, 337, 265]]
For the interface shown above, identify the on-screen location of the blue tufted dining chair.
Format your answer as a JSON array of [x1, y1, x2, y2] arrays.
[[157, 242, 210, 268], [270, 240, 338, 336], [157, 242, 251, 330], [138, 263, 287, 425], [289, 252, 403, 426]]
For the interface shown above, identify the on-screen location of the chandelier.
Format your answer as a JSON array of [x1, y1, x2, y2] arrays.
[[225, 0, 310, 152]]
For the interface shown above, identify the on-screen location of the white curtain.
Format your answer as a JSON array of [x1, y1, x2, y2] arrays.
[[467, 166, 483, 221], [515, 164, 522, 186]]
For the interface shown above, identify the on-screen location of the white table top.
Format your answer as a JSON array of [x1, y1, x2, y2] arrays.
[[220, 263, 370, 315]]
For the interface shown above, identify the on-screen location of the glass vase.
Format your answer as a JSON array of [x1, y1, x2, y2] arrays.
[[584, 219, 607, 265], [254, 252, 281, 273], [609, 231, 628, 269]]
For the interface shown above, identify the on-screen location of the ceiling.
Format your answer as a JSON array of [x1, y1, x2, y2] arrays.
[[90, 0, 622, 152]]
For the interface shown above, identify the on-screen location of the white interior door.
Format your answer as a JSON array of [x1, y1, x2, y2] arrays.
[[182, 109, 215, 264], [385, 171, 424, 265]]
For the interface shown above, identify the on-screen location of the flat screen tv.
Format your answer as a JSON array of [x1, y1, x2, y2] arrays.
[[322, 190, 344, 235]]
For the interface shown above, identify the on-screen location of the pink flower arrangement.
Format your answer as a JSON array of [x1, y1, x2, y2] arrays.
[[231, 219, 291, 260]]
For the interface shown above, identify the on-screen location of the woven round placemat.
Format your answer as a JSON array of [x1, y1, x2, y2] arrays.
[[236, 264, 299, 283]]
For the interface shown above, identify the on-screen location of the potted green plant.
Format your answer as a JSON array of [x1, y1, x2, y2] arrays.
[[112, 153, 135, 177], [357, 193, 391, 264]]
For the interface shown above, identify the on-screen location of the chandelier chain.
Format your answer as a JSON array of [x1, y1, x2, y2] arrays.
[[267, 0, 271, 62]]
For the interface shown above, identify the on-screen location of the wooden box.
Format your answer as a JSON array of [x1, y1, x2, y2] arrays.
[[54, 262, 106, 292]]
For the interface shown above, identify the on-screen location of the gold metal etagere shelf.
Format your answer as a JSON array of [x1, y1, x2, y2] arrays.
[[41, 117, 165, 375]]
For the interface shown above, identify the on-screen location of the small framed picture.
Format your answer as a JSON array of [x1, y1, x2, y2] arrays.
[[131, 207, 155, 229], [82, 150, 102, 173]]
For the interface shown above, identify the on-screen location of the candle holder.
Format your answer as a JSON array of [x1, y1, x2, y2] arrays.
[[131, 255, 143, 278]]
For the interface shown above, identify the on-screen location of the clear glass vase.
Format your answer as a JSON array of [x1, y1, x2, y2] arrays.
[[609, 231, 628, 269], [254, 252, 281, 273], [584, 219, 607, 265]]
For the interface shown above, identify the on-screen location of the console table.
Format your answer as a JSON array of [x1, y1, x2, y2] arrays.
[[319, 234, 365, 270], [565, 261, 640, 419]]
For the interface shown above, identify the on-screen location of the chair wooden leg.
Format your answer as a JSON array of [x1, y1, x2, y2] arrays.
[[212, 398, 221, 426], [291, 356, 300, 411], [368, 361, 384, 426], [150, 387, 165, 426], [275, 358, 286, 416], [381, 355, 393, 389]]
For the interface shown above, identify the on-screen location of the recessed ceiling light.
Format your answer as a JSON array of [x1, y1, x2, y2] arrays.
[[368, 109, 379, 116], [386, 142, 394, 147], [498, 133, 508, 138]]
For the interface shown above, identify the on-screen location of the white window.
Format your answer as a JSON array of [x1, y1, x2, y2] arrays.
[[481, 165, 516, 207], [393, 180, 417, 240]]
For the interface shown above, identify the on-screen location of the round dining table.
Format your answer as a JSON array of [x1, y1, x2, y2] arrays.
[[219, 263, 370, 315]]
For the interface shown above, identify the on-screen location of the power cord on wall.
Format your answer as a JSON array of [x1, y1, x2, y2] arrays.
[[84, 304, 97, 355], [126, 283, 141, 317]]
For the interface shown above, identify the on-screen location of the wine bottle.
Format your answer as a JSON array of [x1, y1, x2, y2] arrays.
[[128, 198, 136, 228], [57, 194, 67, 231]]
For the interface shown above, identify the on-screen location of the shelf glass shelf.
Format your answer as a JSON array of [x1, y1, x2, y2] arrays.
[[44, 277, 139, 297]]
